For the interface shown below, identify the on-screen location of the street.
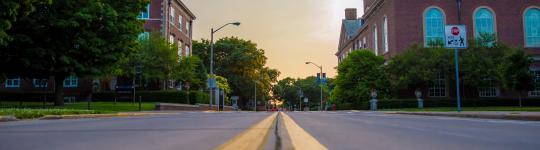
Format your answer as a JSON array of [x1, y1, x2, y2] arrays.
[[288, 111, 540, 150], [0, 112, 272, 150], [1, 111, 540, 150]]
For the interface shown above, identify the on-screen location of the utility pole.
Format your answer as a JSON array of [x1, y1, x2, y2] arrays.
[[254, 81, 257, 111], [306, 62, 324, 111], [455, 0, 463, 112], [209, 22, 240, 109]]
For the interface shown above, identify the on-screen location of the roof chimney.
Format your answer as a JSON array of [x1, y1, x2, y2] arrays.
[[345, 8, 357, 20]]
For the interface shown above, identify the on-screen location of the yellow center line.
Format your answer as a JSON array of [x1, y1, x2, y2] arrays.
[[280, 112, 328, 150], [216, 112, 278, 150]]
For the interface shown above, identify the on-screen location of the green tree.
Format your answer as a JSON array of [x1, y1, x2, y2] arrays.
[[192, 37, 280, 109], [332, 50, 389, 109], [174, 56, 207, 91], [1, 0, 147, 105], [386, 44, 452, 95], [0, 0, 49, 46], [501, 48, 533, 106]]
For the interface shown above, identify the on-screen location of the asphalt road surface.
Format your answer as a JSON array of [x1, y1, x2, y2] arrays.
[[1, 111, 540, 150], [0, 112, 273, 150], [286, 111, 540, 150]]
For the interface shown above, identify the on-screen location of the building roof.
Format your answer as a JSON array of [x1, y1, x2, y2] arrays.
[[176, 0, 196, 19], [343, 19, 363, 39]]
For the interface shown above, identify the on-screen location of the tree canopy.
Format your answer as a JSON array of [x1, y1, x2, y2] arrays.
[[0, 0, 148, 105], [332, 50, 389, 109], [192, 37, 280, 109]]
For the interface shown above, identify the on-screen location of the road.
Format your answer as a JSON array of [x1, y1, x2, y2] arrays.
[[1, 111, 540, 150], [287, 111, 540, 150], [0, 112, 273, 150]]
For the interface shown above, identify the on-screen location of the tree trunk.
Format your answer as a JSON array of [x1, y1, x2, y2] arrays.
[[54, 75, 65, 106]]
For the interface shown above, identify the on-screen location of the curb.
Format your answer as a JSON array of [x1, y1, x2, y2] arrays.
[[39, 112, 176, 120], [0, 115, 19, 122], [387, 112, 540, 121]]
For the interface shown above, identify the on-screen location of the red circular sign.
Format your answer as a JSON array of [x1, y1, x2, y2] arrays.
[[451, 27, 460, 35]]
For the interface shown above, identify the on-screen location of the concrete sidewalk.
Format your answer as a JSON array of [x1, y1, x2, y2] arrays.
[[387, 111, 540, 121]]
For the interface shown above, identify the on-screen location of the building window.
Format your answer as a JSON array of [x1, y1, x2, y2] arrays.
[[185, 45, 190, 56], [5, 78, 20, 88], [530, 70, 540, 96], [424, 7, 445, 47], [32, 79, 48, 88], [138, 32, 149, 41], [524, 8, 540, 47], [178, 15, 183, 30], [187, 22, 191, 35], [138, 4, 150, 20], [474, 8, 496, 44], [429, 73, 446, 97], [63, 76, 78, 88], [479, 78, 499, 97], [362, 37, 367, 48], [169, 35, 175, 44], [178, 40, 183, 58], [373, 26, 378, 55], [383, 16, 389, 53], [169, 7, 175, 25]]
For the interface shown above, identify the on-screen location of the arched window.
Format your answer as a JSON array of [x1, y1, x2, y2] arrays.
[[474, 8, 496, 39], [383, 16, 389, 53], [424, 7, 445, 47], [524, 7, 540, 47]]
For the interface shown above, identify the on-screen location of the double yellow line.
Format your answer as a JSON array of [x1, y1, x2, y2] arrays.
[[216, 112, 327, 150]]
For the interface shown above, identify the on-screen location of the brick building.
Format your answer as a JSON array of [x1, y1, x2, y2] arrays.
[[337, 0, 540, 98], [140, 0, 196, 57], [1, 0, 196, 101]]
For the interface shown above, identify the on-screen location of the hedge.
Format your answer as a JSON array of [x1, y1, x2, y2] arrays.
[[376, 98, 540, 109], [334, 98, 540, 110], [0, 90, 209, 105], [93, 90, 209, 104]]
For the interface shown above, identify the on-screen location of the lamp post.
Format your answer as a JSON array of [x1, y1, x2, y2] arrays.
[[455, 0, 462, 112], [209, 22, 240, 108], [305, 62, 324, 111]]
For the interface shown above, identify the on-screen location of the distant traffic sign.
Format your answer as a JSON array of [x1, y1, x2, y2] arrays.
[[445, 25, 467, 49]]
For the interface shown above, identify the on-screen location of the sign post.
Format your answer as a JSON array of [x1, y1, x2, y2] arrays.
[[445, 25, 467, 112], [303, 98, 308, 111]]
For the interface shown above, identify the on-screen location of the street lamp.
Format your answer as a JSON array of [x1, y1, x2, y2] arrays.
[[209, 22, 240, 109], [455, 0, 463, 112], [305, 61, 324, 111]]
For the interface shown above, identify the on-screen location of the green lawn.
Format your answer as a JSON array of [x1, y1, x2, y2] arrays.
[[0, 101, 155, 112], [0, 109, 101, 119], [382, 107, 540, 112], [0, 102, 156, 119]]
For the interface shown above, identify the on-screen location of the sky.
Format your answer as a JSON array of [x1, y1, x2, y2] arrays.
[[183, 0, 363, 79]]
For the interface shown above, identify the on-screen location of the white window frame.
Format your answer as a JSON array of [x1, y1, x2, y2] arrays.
[[478, 78, 499, 97], [5, 78, 21, 88], [178, 40, 183, 58], [423, 6, 446, 47], [169, 7, 175, 25], [185, 45, 190, 56], [63, 76, 78, 88], [473, 7, 497, 39], [138, 4, 150, 20], [383, 16, 389, 53], [524, 7, 540, 48], [529, 69, 540, 97], [32, 79, 48, 88], [138, 32, 149, 41], [362, 37, 367, 48], [429, 73, 447, 97], [178, 15, 183, 30], [373, 25, 378, 56], [169, 35, 175, 44], [186, 22, 191, 35]]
